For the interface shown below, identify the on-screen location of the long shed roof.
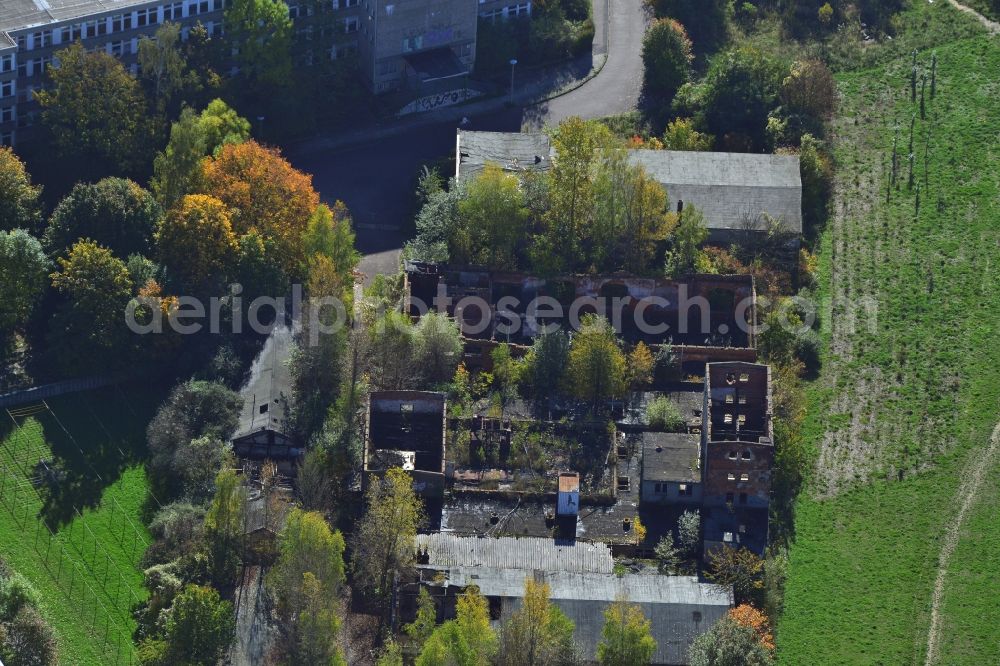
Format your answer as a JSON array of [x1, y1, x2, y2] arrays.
[[454, 130, 802, 233], [416, 533, 614, 574]]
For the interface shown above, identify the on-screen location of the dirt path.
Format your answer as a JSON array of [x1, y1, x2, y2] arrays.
[[923, 420, 1000, 665], [947, 0, 1000, 34]]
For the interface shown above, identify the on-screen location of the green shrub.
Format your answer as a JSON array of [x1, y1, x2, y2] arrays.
[[0, 573, 41, 623], [646, 396, 684, 431]]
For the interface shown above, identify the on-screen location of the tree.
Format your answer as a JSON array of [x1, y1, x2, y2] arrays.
[[647, 0, 729, 52], [405, 171, 464, 264], [597, 599, 656, 666], [527, 331, 570, 400], [728, 605, 774, 652], [793, 134, 833, 238], [490, 343, 524, 417], [0, 230, 48, 335], [171, 435, 230, 503], [147, 380, 243, 498], [155, 194, 238, 292], [352, 468, 423, 605], [0, 607, 58, 666], [654, 534, 680, 573], [293, 572, 347, 666], [700, 46, 785, 152], [161, 584, 235, 665], [566, 315, 626, 408], [641, 19, 692, 104], [224, 0, 294, 97], [664, 204, 708, 276], [45, 178, 162, 259], [661, 118, 714, 151], [780, 59, 836, 124], [368, 311, 416, 390], [302, 201, 359, 286], [48, 240, 133, 374], [676, 509, 700, 557], [627, 342, 655, 391], [199, 140, 319, 279], [688, 614, 774, 666], [36, 43, 148, 175], [458, 164, 528, 270], [417, 587, 497, 666], [405, 587, 437, 648], [151, 101, 251, 209], [413, 312, 464, 386], [705, 546, 765, 605], [538, 118, 613, 273], [138, 22, 191, 113], [377, 641, 404, 666], [267, 509, 347, 665], [497, 579, 576, 666], [204, 467, 246, 585], [591, 152, 675, 273], [0, 147, 42, 233]]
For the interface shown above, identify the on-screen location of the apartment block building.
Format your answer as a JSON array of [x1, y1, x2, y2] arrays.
[[0, 0, 233, 146], [357, 0, 477, 94]]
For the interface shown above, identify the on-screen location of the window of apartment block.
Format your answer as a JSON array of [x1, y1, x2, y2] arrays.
[[0, 80, 14, 98], [344, 0, 358, 8], [0, 131, 12, 146], [0, 106, 14, 123], [108, 40, 125, 56], [0, 55, 13, 73], [60, 24, 83, 43], [136, 8, 154, 27], [506, 3, 529, 17], [164, 3, 185, 21], [32, 30, 53, 48], [344, 17, 358, 33], [288, 4, 301, 18]]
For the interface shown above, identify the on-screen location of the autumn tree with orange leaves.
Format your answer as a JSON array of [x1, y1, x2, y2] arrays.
[[729, 605, 774, 652], [156, 194, 239, 292], [198, 140, 319, 280]]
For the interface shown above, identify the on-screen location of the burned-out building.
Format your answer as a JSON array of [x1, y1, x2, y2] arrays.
[[404, 262, 758, 373], [231, 324, 301, 472], [364, 391, 448, 497], [699, 362, 773, 556], [701, 362, 773, 509]]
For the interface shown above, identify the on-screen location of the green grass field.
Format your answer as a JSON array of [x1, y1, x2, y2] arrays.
[[777, 3, 1000, 664], [0, 384, 164, 665]]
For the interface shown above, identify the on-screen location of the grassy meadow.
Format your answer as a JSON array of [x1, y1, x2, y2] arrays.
[[0, 384, 162, 665], [777, 2, 1000, 663]]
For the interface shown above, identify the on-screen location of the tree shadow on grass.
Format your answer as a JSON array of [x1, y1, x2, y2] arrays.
[[34, 382, 167, 529]]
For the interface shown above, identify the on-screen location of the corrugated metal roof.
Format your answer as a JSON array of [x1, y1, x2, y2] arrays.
[[416, 534, 614, 573], [233, 324, 293, 440], [454, 130, 802, 234], [629, 149, 803, 233], [439, 568, 732, 665]]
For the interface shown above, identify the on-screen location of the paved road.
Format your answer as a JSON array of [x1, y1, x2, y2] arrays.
[[526, 0, 646, 128], [289, 108, 524, 281], [289, 0, 646, 280]]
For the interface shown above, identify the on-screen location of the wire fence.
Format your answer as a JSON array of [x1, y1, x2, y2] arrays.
[[1, 405, 145, 666]]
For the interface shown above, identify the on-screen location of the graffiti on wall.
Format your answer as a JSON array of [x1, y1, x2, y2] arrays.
[[398, 88, 483, 116]]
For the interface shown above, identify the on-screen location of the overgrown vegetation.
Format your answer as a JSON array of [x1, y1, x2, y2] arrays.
[[775, 2, 1000, 663]]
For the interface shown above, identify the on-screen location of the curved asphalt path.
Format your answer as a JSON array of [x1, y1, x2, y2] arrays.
[[526, 0, 647, 128], [290, 0, 646, 280]]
